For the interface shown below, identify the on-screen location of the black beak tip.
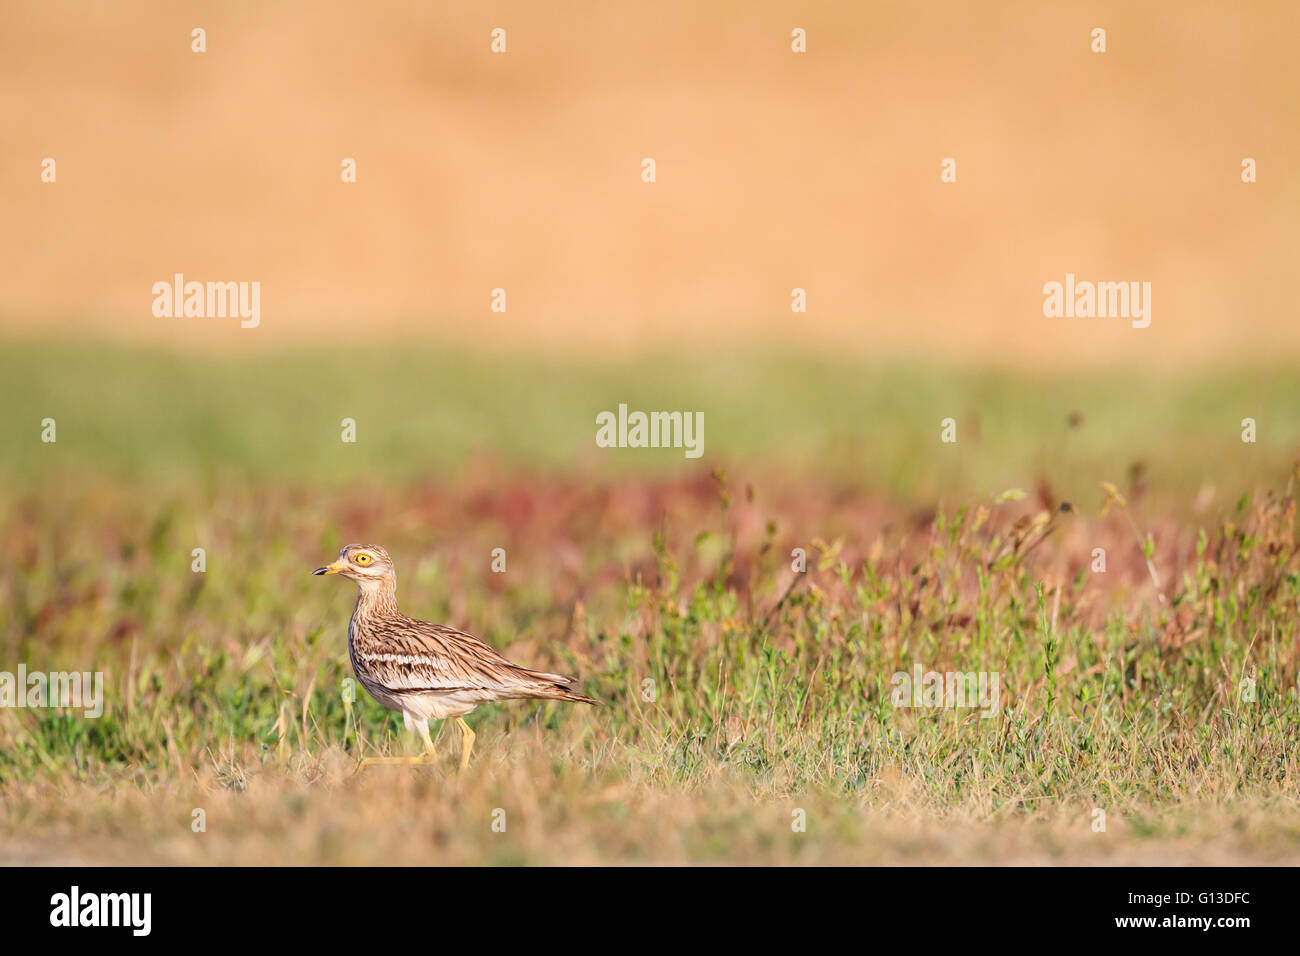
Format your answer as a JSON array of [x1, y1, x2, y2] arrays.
[[312, 567, 327, 576]]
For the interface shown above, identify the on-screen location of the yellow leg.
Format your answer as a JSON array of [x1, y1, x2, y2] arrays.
[[354, 754, 436, 772], [456, 717, 475, 771], [353, 726, 439, 773]]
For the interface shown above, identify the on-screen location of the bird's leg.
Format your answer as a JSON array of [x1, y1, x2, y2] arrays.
[[353, 759, 423, 775], [419, 724, 438, 759], [353, 723, 440, 773], [354, 753, 437, 771], [455, 717, 475, 771]]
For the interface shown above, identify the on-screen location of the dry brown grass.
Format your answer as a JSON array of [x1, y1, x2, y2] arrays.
[[4, 749, 1298, 866]]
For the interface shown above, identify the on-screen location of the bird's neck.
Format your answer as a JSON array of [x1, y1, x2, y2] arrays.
[[353, 579, 399, 620]]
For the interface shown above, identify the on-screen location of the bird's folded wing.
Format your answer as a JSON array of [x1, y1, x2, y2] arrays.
[[357, 623, 554, 694]]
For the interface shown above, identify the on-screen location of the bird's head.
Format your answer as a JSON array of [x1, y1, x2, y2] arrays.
[[313, 544, 396, 586]]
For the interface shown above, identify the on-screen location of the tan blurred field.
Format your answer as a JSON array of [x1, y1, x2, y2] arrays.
[[2, 0, 1298, 362]]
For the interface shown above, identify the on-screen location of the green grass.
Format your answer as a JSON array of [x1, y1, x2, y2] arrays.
[[3, 340, 1299, 505], [2, 465, 1299, 862], [1, 339, 1298, 863]]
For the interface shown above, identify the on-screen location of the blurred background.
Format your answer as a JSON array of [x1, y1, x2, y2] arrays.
[[1, 0, 1298, 500], [2, 0, 1298, 361]]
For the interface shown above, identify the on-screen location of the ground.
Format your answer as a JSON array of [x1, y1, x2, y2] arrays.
[[1, 344, 1297, 865]]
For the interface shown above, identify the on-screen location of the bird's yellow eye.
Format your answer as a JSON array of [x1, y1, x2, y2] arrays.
[[354, 553, 372, 565]]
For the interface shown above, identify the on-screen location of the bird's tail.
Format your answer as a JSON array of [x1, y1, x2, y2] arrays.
[[529, 670, 599, 705]]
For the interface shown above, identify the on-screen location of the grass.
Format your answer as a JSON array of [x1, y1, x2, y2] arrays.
[[1, 341, 1298, 864], [4, 340, 1300, 504]]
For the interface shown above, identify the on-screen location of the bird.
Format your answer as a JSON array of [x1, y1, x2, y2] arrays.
[[313, 543, 596, 771]]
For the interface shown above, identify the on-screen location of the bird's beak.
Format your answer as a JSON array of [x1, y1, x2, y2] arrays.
[[313, 559, 347, 576]]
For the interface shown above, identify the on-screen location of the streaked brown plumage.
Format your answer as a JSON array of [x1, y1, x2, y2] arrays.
[[314, 543, 595, 769]]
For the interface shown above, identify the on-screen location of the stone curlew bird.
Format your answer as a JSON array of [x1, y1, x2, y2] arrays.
[[314, 543, 595, 770]]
